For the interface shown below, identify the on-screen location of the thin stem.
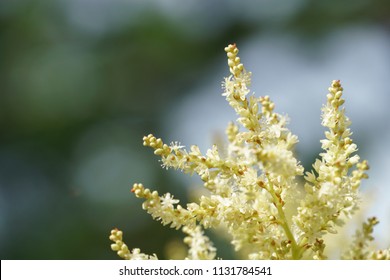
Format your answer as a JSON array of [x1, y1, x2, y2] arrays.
[[268, 184, 302, 260]]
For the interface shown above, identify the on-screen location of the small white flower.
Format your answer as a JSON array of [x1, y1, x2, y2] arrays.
[[160, 193, 179, 209]]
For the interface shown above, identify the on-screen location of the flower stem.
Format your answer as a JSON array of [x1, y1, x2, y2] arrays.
[[268, 184, 302, 259]]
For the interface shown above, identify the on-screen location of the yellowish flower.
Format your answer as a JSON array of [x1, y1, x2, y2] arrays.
[[109, 44, 388, 260]]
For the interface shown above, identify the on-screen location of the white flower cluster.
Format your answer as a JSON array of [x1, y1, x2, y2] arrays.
[[183, 226, 217, 260], [110, 44, 388, 260]]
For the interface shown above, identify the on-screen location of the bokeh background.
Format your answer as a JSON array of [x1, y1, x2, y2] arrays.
[[1, 0, 390, 259]]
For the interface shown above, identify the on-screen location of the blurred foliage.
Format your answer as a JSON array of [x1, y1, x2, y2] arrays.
[[0, 0, 389, 259]]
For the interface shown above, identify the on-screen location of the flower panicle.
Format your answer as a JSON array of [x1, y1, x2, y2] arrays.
[[294, 79, 370, 258], [109, 44, 383, 261], [109, 228, 157, 260], [342, 217, 390, 260], [131, 183, 195, 230]]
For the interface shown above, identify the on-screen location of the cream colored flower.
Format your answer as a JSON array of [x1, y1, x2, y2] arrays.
[[109, 45, 385, 260]]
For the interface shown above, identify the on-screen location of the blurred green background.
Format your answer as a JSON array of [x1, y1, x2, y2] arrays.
[[1, 0, 390, 259]]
